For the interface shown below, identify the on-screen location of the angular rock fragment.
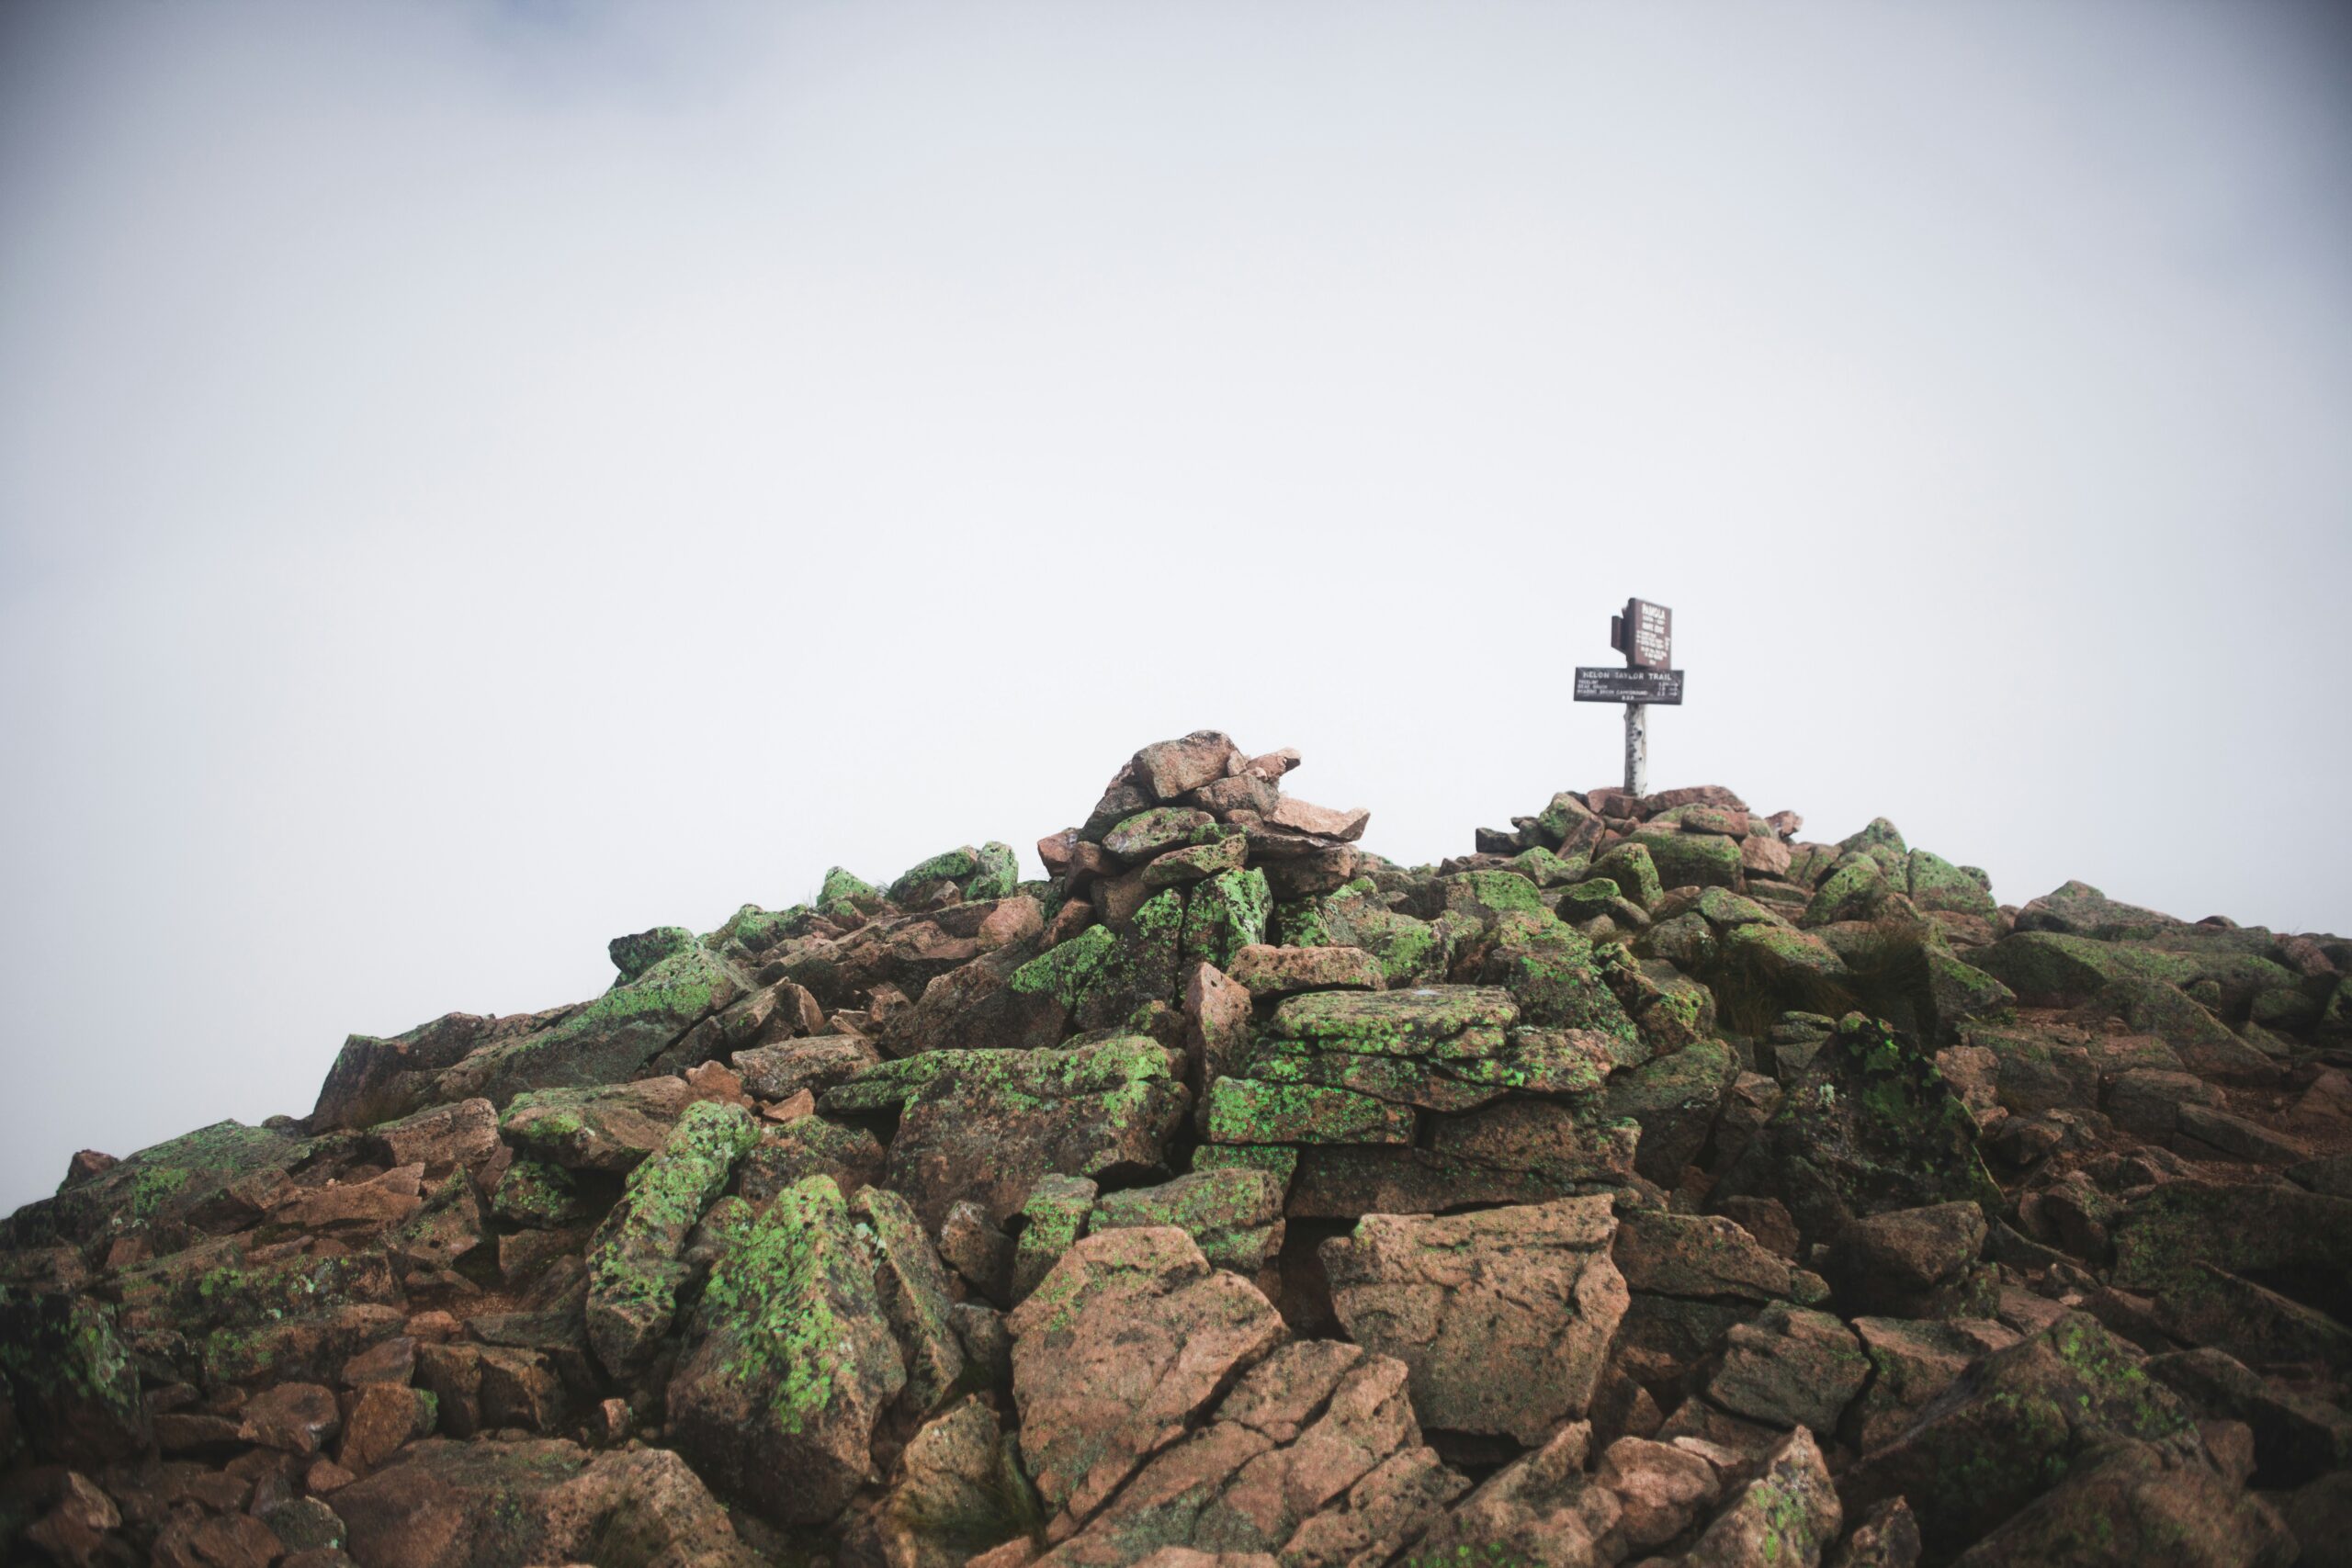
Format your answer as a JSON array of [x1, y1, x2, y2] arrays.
[[1321, 1194, 1626, 1443]]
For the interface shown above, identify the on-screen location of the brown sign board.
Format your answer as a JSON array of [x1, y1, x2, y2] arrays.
[[1574, 667, 1684, 705], [1608, 598, 1672, 671]]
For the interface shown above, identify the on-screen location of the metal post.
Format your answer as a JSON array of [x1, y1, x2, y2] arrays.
[[1623, 702, 1647, 797]]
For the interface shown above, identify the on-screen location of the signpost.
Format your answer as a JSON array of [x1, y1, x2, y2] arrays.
[[1576, 597, 1683, 796]]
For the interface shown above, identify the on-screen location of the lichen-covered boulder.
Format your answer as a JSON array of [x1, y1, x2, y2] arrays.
[[669, 1175, 907, 1526], [1842, 1314, 2201, 1558], [440, 942, 751, 1106], [1320, 1194, 1627, 1443], [583, 1100, 760, 1377], [1604, 1037, 1740, 1185], [820, 1036, 1188, 1228], [1709, 1015, 1996, 1247], [10, 1119, 307, 1257], [0, 1287, 151, 1465], [1010, 1225, 1288, 1529]]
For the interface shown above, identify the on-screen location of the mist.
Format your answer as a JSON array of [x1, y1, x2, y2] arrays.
[[3, 0, 2349, 1213]]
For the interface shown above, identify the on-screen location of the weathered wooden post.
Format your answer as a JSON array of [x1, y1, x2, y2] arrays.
[[1575, 597, 1683, 798]]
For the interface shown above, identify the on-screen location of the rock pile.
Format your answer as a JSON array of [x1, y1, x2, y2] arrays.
[[4, 728, 2350, 1567]]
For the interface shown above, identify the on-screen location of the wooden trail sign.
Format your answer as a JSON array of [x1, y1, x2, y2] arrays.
[[1576, 596, 1682, 795]]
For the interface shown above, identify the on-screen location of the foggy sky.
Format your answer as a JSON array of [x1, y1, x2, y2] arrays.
[[3, 1, 2349, 1213]]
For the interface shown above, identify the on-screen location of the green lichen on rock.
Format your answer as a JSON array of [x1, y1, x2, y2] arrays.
[[1906, 848, 1997, 919], [1274, 884, 1450, 987], [33, 1119, 306, 1255], [0, 1286, 151, 1465], [1803, 853, 1889, 926], [609, 926, 695, 984], [1591, 842, 1664, 909], [1713, 1014, 1998, 1245], [1630, 828, 1744, 891], [670, 1174, 906, 1525], [1010, 1175, 1098, 1301], [1204, 1077, 1417, 1145], [1476, 915, 1640, 1044], [1087, 1168, 1283, 1274], [967, 842, 1021, 901], [447, 943, 749, 1107], [1180, 866, 1272, 972], [1267, 986, 1520, 1055], [820, 1035, 1186, 1228], [1191, 1144, 1301, 1190], [584, 1100, 760, 1377], [492, 1159, 594, 1230], [1007, 924, 1119, 1012], [1442, 869, 1550, 926], [891, 847, 981, 902]]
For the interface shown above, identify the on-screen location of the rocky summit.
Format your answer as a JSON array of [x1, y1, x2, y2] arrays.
[[4, 729, 2350, 1568]]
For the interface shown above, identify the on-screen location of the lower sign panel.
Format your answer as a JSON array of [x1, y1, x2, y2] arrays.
[[1573, 668, 1685, 704]]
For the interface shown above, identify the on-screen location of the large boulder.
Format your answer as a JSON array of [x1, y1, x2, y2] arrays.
[[1009, 1225, 1288, 1529], [1843, 1314, 2203, 1559], [1033, 1340, 1464, 1568], [1320, 1194, 1627, 1443], [0, 1287, 151, 1466], [668, 1175, 907, 1525], [332, 1437, 764, 1568], [821, 1036, 1189, 1228], [1710, 1014, 1996, 1247], [440, 942, 752, 1106]]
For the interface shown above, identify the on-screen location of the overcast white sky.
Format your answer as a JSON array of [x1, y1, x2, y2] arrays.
[[3, 1, 2348, 1213]]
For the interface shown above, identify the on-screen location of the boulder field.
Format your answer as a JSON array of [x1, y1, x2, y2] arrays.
[[4, 728, 2350, 1567]]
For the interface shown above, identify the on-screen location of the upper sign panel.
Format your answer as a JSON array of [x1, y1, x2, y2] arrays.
[[1626, 598, 1671, 670]]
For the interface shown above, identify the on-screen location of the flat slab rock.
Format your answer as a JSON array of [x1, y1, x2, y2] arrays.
[[1320, 1193, 1628, 1444]]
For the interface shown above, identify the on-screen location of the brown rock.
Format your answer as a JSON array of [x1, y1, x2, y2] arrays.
[[1226, 943, 1385, 998], [1183, 961, 1254, 1137], [1700, 1303, 1870, 1435], [729, 1034, 879, 1100], [1038, 1340, 1463, 1567], [1010, 1225, 1288, 1527], [272, 1164, 427, 1232], [1267, 797, 1370, 842], [1321, 1195, 1627, 1443], [1826, 1201, 1988, 1300], [367, 1099, 503, 1180], [338, 1382, 436, 1474], [1131, 732, 1246, 802], [1680, 1426, 1841, 1567], [333, 1438, 763, 1568], [24, 1472, 121, 1568], [1714, 1195, 1801, 1259], [1596, 1435, 1721, 1551], [239, 1382, 342, 1457]]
